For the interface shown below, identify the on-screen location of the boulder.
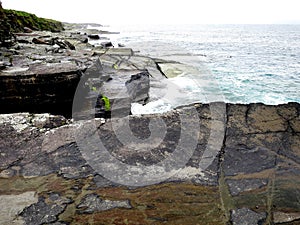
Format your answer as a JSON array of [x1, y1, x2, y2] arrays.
[[100, 41, 113, 48], [125, 71, 150, 104], [88, 34, 100, 40]]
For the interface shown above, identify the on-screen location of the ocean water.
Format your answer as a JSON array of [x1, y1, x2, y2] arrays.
[[97, 24, 300, 112]]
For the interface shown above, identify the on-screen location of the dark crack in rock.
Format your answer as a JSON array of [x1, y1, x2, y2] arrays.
[[77, 193, 132, 214]]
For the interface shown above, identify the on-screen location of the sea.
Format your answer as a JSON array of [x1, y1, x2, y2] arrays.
[[91, 24, 300, 113]]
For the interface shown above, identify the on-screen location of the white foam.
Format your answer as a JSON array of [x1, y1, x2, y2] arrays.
[[131, 100, 172, 115]]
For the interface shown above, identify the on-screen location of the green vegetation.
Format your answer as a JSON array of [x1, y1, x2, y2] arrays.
[[4, 9, 64, 33], [0, 1, 63, 46], [0, 2, 12, 45]]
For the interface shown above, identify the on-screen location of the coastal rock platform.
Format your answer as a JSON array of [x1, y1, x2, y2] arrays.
[[0, 22, 172, 118], [0, 21, 300, 225], [0, 102, 299, 225]]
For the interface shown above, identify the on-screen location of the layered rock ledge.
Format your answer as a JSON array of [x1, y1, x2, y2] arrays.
[[0, 21, 173, 117], [0, 102, 299, 224]]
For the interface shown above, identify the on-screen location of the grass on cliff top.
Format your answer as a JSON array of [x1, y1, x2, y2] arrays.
[[3, 9, 64, 32]]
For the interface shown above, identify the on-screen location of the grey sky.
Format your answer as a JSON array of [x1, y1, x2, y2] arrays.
[[2, 0, 300, 24]]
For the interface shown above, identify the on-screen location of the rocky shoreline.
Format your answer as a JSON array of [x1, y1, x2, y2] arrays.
[[1, 8, 300, 225], [0, 20, 173, 117], [0, 102, 299, 224]]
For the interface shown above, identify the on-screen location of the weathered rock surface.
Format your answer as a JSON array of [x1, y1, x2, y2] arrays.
[[0, 102, 299, 224], [20, 194, 72, 225], [0, 22, 172, 118], [0, 62, 82, 116], [77, 193, 132, 214], [230, 208, 266, 225], [125, 71, 150, 104], [0, 191, 38, 225]]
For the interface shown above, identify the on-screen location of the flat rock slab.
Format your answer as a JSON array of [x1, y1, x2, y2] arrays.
[[0, 103, 299, 224]]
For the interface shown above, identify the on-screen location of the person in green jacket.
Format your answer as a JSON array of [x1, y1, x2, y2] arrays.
[[95, 94, 111, 118]]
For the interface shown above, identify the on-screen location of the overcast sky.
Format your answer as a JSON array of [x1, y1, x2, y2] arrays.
[[2, 0, 300, 25]]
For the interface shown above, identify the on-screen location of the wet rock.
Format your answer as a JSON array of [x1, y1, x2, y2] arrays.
[[77, 193, 131, 214], [226, 178, 268, 196], [125, 71, 150, 104], [230, 208, 266, 225]]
